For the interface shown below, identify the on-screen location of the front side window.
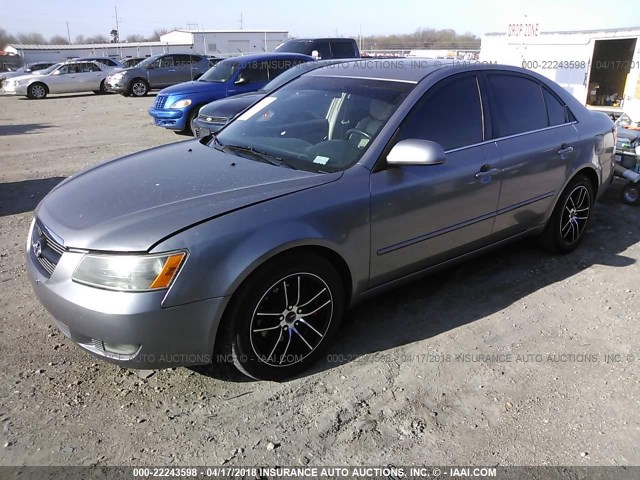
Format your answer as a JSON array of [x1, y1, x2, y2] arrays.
[[487, 74, 548, 137], [158, 56, 174, 68], [396, 75, 484, 151], [215, 76, 413, 172]]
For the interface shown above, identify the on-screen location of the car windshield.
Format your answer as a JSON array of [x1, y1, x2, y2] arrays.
[[137, 56, 161, 68], [214, 75, 413, 173], [41, 63, 62, 75], [199, 61, 240, 83]]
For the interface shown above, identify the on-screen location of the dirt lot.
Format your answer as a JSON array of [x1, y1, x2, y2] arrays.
[[0, 92, 639, 468]]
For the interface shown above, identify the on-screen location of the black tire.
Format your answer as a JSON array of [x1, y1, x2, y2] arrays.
[[93, 80, 107, 95], [622, 181, 640, 205], [183, 108, 200, 136], [129, 78, 149, 97], [216, 252, 345, 381], [27, 82, 47, 99], [541, 174, 594, 253]]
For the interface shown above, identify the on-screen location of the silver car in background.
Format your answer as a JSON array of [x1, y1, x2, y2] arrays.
[[26, 60, 615, 380], [3, 60, 119, 98]]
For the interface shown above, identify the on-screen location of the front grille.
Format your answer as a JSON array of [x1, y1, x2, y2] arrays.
[[31, 219, 65, 277], [154, 95, 168, 109], [198, 114, 228, 124]]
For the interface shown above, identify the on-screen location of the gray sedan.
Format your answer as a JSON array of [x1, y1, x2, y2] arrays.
[[26, 60, 615, 380]]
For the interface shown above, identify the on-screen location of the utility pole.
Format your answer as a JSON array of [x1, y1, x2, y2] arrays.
[[114, 6, 120, 39], [66, 21, 71, 44], [240, 13, 243, 30]]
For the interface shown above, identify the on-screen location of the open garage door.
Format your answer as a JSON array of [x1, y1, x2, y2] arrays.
[[586, 38, 637, 106]]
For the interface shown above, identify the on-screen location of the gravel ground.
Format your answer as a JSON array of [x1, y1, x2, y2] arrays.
[[0, 92, 639, 467]]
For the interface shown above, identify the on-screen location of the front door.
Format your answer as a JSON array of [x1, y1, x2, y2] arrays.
[[369, 74, 501, 287]]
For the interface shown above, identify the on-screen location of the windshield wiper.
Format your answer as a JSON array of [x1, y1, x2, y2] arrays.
[[222, 144, 296, 168]]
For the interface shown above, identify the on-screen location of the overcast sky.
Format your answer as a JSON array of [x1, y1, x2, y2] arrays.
[[1, 0, 640, 39]]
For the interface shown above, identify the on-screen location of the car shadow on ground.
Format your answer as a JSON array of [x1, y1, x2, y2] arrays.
[[0, 123, 54, 135], [0, 177, 66, 217], [197, 180, 640, 383]]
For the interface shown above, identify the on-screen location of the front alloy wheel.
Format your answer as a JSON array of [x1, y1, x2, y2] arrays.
[[129, 79, 148, 97], [27, 83, 47, 99], [218, 253, 344, 381]]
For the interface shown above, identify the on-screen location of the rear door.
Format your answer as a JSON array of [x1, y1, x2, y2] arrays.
[[369, 73, 501, 286], [483, 72, 579, 238], [76, 62, 103, 91], [172, 54, 196, 83]]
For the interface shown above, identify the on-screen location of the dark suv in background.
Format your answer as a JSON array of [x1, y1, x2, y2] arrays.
[[276, 38, 360, 59], [104, 53, 211, 97]]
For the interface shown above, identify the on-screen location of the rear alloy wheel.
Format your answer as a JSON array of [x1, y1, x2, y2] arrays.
[[217, 253, 345, 381], [541, 174, 594, 253], [129, 79, 149, 97], [27, 82, 47, 99]]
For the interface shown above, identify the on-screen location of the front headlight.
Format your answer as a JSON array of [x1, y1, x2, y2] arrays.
[[110, 72, 125, 81], [170, 99, 192, 109], [72, 251, 186, 291]]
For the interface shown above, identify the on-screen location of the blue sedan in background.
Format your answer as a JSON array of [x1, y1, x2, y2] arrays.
[[148, 52, 312, 134]]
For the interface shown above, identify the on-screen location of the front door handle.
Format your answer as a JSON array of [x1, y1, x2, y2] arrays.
[[475, 165, 500, 179], [558, 144, 574, 156]]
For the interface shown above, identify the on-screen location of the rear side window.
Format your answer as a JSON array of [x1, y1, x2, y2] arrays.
[[269, 59, 306, 79], [396, 75, 484, 151], [487, 74, 548, 137], [313, 42, 332, 59], [241, 62, 269, 84], [542, 88, 569, 126], [331, 41, 356, 58]]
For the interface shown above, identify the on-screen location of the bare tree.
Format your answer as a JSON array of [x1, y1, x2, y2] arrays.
[[16, 32, 47, 45], [85, 34, 109, 44], [147, 28, 169, 41], [126, 34, 145, 43], [50, 35, 70, 45], [75, 34, 86, 44], [0, 27, 18, 49]]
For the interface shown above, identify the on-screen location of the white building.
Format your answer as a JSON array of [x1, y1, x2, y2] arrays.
[[481, 26, 640, 107], [159, 29, 289, 56], [5, 29, 289, 64], [4, 42, 193, 64]]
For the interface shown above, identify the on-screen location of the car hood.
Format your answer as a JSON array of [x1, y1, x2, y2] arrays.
[[199, 92, 264, 118], [36, 139, 341, 252], [4, 72, 49, 82], [160, 80, 227, 96]]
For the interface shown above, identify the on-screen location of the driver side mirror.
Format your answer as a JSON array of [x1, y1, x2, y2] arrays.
[[387, 139, 446, 166], [235, 74, 248, 85], [311, 50, 320, 60]]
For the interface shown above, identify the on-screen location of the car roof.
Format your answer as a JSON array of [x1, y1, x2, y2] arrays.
[[283, 38, 355, 42], [305, 59, 552, 84], [219, 52, 312, 64]]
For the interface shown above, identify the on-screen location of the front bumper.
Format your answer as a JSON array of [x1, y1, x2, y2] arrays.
[[2, 83, 26, 95], [148, 107, 186, 130], [104, 78, 127, 93], [26, 232, 228, 369]]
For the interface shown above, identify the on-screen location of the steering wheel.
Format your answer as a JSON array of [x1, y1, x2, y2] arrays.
[[345, 128, 372, 140]]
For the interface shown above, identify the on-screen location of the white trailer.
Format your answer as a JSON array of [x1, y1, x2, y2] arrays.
[[481, 26, 640, 108]]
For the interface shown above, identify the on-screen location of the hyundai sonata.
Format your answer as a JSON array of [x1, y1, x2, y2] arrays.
[[26, 60, 615, 380]]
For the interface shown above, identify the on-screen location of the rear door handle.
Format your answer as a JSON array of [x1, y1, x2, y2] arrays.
[[475, 166, 500, 179], [558, 144, 574, 156]]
